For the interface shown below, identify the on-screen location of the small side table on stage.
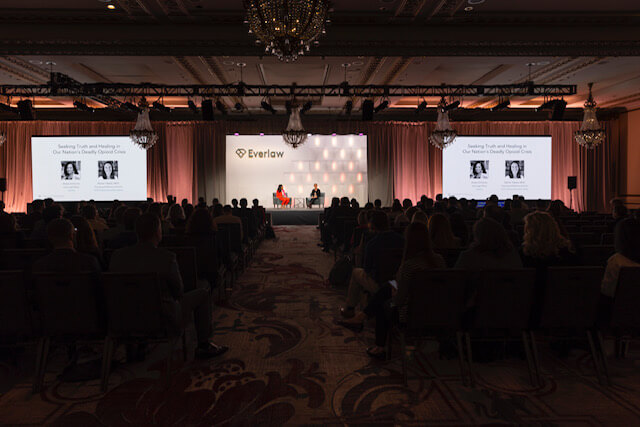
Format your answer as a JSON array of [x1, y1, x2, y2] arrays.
[[293, 197, 306, 208]]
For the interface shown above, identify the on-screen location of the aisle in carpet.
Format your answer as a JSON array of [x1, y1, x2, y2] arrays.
[[3, 226, 640, 425]]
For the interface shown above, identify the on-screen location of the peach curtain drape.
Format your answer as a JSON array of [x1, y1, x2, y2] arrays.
[[0, 119, 621, 213]]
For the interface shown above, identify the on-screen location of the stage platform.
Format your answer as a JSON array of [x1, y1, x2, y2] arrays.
[[267, 208, 322, 226]]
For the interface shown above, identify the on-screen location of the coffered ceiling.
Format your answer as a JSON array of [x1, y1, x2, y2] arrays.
[[0, 0, 639, 115]]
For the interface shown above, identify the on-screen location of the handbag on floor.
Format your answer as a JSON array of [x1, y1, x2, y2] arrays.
[[329, 256, 353, 288]]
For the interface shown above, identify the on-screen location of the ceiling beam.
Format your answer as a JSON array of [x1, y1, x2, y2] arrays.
[[0, 21, 638, 56]]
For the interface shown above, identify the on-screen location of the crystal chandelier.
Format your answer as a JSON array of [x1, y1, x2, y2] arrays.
[[244, 0, 330, 62], [129, 98, 158, 150], [282, 104, 308, 148], [429, 97, 457, 150], [0, 132, 5, 147], [574, 82, 605, 150]]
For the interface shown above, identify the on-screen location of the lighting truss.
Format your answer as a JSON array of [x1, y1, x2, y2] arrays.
[[0, 77, 576, 100]]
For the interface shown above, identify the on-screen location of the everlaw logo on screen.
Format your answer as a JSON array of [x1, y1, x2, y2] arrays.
[[235, 148, 284, 159]]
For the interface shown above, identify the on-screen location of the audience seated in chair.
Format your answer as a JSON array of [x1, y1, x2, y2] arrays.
[[212, 205, 243, 239], [109, 213, 228, 359], [601, 217, 640, 300], [455, 218, 522, 270], [70, 215, 105, 268], [338, 222, 445, 359], [32, 218, 101, 274], [341, 210, 404, 318], [428, 213, 461, 250], [168, 204, 187, 229], [31, 204, 63, 240], [108, 208, 141, 250]]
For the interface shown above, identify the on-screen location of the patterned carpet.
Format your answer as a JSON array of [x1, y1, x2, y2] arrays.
[[1, 225, 640, 425]]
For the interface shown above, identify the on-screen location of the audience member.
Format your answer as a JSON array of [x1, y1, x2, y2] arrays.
[[448, 212, 469, 246], [341, 211, 404, 318], [31, 204, 63, 240], [601, 217, 640, 299], [212, 205, 243, 239], [33, 218, 101, 273], [82, 204, 108, 233], [168, 204, 187, 229], [411, 210, 428, 225], [338, 222, 445, 359], [428, 213, 461, 250], [70, 215, 105, 267], [108, 207, 141, 250], [109, 213, 227, 359], [21, 199, 45, 229], [147, 202, 173, 233], [455, 218, 522, 270]]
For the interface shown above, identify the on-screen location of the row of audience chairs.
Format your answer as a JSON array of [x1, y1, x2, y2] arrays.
[[395, 267, 640, 387], [0, 271, 185, 392]]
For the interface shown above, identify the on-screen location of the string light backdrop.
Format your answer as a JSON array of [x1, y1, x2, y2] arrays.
[[226, 134, 368, 206]]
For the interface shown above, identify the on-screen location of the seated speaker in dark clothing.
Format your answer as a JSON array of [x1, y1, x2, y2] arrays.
[[33, 218, 101, 274], [338, 222, 445, 359], [109, 213, 228, 359], [306, 183, 322, 208]]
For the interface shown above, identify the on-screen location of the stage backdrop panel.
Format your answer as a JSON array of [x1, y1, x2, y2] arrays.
[[31, 136, 147, 201], [442, 136, 552, 200], [226, 134, 368, 206]]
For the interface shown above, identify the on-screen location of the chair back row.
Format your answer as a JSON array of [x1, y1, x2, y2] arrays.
[[405, 267, 606, 333], [0, 271, 170, 341]]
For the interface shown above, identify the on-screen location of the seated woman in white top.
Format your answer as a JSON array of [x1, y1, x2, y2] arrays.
[[601, 217, 640, 298]]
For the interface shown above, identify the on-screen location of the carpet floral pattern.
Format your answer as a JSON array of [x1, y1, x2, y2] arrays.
[[1, 226, 640, 425]]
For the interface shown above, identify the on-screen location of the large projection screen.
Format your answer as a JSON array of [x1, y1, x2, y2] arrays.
[[442, 136, 552, 200], [226, 134, 368, 206], [31, 136, 147, 201]]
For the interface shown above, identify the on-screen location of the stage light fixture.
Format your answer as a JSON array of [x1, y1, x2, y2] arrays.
[[491, 99, 510, 111], [536, 99, 556, 112], [234, 102, 244, 112], [444, 100, 460, 111], [261, 100, 277, 114], [340, 81, 350, 97], [188, 100, 199, 114], [362, 99, 374, 121], [344, 100, 353, 115], [201, 99, 214, 120], [374, 100, 389, 113], [17, 100, 35, 120], [73, 100, 95, 113], [152, 101, 171, 113], [415, 100, 427, 114], [121, 101, 140, 113], [215, 100, 228, 115], [551, 99, 567, 120], [0, 102, 17, 113], [301, 101, 313, 114]]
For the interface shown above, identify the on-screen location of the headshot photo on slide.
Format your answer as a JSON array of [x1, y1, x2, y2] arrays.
[[98, 161, 118, 180], [61, 161, 80, 180], [506, 160, 524, 179], [470, 160, 488, 179]]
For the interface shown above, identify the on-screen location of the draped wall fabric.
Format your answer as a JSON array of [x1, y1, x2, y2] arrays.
[[0, 119, 620, 213]]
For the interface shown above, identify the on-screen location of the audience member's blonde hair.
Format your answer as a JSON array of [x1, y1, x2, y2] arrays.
[[411, 210, 428, 225], [522, 211, 571, 258]]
